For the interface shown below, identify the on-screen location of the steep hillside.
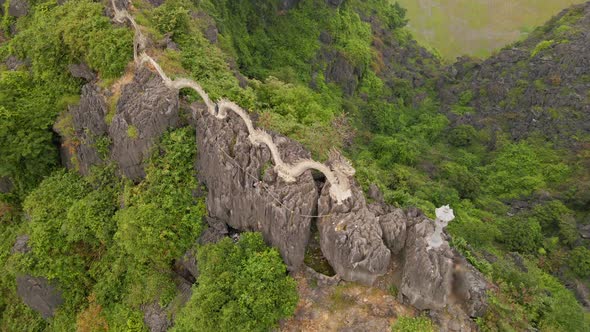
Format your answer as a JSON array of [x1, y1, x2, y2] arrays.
[[1, 0, 589, 331]]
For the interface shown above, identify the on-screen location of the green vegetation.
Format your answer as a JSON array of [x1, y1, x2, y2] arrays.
[[391, 315, 435, 332], [1, 0, 589, 331], [173, 233, 298, 332], [395, 0, 586, 58], [531, 39, 555, 57]]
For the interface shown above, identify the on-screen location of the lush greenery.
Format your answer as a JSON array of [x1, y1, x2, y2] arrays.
[[1, 0, 589, 331], [173, 233, 298, 332], [391, 315, 435, 332]]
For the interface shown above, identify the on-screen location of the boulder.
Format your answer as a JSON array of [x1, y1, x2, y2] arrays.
[[142, 302, 169, 332], [55, 84, 108, 174], [0, 0, 29, 17], [378, 208, 407, 255], [68, 63, 96, 82], [109, 68, 180, 180], [579, 224, 590, 239], [11, 234, 31, 254], [0, 176, 12, 193], [317, 180, 391, 285], [399, 216, 454, 311], [194, 103, 318, 270], [16, 275, 63, 319]]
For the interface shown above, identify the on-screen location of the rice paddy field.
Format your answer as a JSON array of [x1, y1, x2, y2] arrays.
[[396, 0, 586, 60]]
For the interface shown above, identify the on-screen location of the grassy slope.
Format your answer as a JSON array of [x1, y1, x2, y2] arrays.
[[396, 0, 586, 59]]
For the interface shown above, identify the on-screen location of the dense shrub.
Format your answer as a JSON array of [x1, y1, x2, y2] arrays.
[[173, 233, 298, 332], [568, 246, 590, 278], [499, 217, 543, 254], [391, 315, 435, 332]]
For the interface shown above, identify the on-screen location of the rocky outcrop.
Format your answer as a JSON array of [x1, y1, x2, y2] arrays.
[[317, 181, 391, 284], [439, 2, 590, 147], [111, 1, 490, 322], [16, 275, 63, 319], [68, 63, 96, 82], [142, 302, 169, 332], [399, 214, 454, 311], [11, 234, 30, 254], [109, 67, 180, 180], [0, 0, 29, 17], [67, 84, 109, 175], [0, 176, 12, 193], [195, 103, 318, 270], [398, 210, 488, 320]]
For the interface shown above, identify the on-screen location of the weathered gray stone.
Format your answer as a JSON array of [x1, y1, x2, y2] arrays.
[[399, 214, 488, 318], [0, 0, 29, 17], [317, 180, 391, 285], [55, 84, 108, 175], [378, 208, 407, 255], [16, 275, 63, 319], [399, 216, 454, 311], [5, 56, 25, 70], [451, 251, 489, 317], [0, 176, 12, 193], [142, 302, 169, 332], [12, 234, 31, 254], [110, 68, 180, 180], [68, 63, 96, 82], [194, 103, 318, 270], [579, 224, 590, 239]]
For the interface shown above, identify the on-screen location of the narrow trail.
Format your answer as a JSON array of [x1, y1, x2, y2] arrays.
[[111, 0, 354, 204]]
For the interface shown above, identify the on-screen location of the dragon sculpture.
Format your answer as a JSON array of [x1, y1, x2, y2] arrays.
[[111, 0, 354, 204]]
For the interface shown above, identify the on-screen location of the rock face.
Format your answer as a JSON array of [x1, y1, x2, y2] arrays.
[[399, 215, 454, 311], [67, 84, 109, 175], [398, 211, 488, 319], [0, 176, 12, 193], [11, 235, 31, 254], [317, 181, 391, 285], [0, 0, 29, 17], [194, 104, 318, 270], [109, 68, 180, 180], [16, 276, 63, 319], [142, 302, 169, 332], [68, 63, 96, 82], [439, 2, 590, 147]]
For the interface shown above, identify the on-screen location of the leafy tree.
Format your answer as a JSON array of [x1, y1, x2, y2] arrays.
[[499, 217, 543, 254], [115, 128, 205, 268], [173, 233, 298, 332], [568, 246, 590, 278]]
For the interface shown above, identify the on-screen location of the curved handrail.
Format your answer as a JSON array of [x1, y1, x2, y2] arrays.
[[111, 1, 354, 204]]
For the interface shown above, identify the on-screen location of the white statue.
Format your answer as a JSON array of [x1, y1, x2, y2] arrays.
[[427, 205, 455, 250]]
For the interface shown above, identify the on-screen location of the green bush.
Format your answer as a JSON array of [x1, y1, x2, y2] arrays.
[[173, 233, 298, 332], [568, 246, 590, 278], [391, 315, 435, 332], [448, 125, 477, 147], [499, 217, 543, 254]]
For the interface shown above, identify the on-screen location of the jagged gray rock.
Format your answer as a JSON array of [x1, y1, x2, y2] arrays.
[[399, 212, 488, 319], [11, 235, 31, 254], [109, 68, 180, 180], [55, 84, 107, 174], [0, 0, 29, 17], [194, 103, 318, 270], [377, 208, 407, 255], [399, 215, 454, 311], [142, 302, 169, 332], [16, 275, 63, 319], [68, 63, 96, 82], [317, 180, 391, 285], [0, 176, 12, 193]]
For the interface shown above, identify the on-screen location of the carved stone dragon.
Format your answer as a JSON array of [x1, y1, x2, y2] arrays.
[[111, 0, 354, 204]]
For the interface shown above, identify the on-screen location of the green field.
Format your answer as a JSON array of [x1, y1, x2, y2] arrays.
[[396, 0, 586, 59]]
